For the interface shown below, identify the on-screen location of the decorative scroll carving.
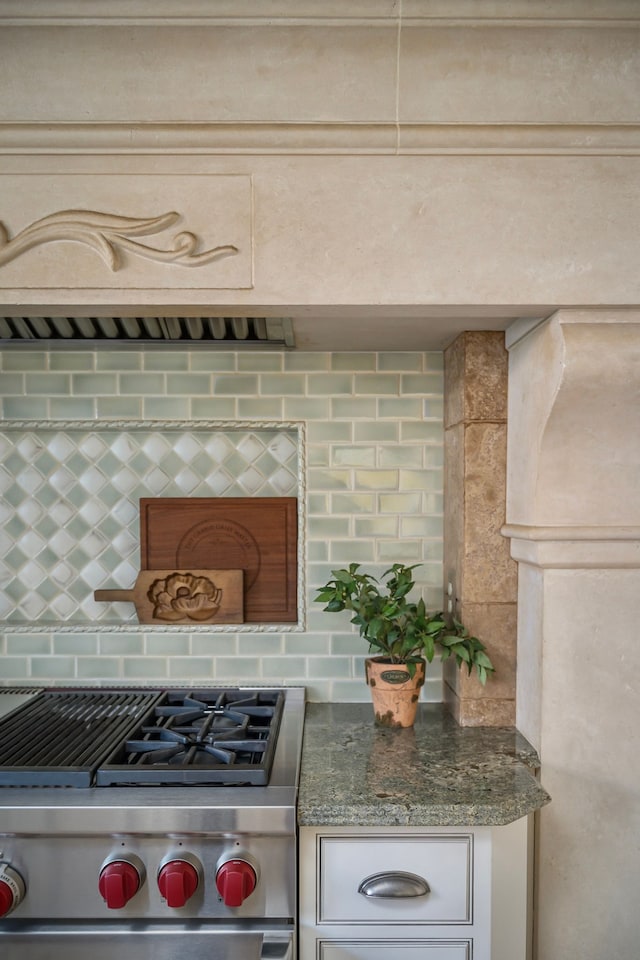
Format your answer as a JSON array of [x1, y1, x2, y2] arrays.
[[0, 209, 238, 271]]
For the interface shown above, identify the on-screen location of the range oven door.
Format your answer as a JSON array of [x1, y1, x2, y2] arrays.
[[0, 923, 294, 960]]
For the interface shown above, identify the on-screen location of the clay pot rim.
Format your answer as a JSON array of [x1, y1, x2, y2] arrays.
[[365, 655, 426, 666]]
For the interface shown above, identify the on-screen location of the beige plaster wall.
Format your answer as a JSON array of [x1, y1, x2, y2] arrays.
[[1, 4, 640, 314], [506, 311, 640, 960], [535, 567, 640, 959], [0, 155, 639, 314]]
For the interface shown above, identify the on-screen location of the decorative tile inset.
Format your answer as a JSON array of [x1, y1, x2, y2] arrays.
[[0, 420, 299, 625]]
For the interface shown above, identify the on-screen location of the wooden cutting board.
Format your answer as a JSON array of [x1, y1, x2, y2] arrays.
[[94, 569, 244, 624], [139, 497, 297, 623]]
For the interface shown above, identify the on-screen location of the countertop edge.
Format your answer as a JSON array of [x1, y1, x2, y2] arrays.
[[297, 701, 551, 828], [297, 788, 552, 828]]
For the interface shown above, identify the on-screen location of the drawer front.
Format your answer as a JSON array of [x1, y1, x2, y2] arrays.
[[319, 941, 471, 960], [318, 835, 472, 925]]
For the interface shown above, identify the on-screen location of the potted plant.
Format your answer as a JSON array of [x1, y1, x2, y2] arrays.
[[315, 562, 494, 728]]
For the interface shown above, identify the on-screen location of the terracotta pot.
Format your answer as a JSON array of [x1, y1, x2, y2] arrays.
[[364, 657, 426, 728]]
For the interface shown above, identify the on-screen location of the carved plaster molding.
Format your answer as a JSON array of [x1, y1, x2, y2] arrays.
[[1, 122, 640, 157], [0, 210, 239, 272], [506, 309, 640, 529], [505, 530, 640, 570], [0, 0, 638, 26]]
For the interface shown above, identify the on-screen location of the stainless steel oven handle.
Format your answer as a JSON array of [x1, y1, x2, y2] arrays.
[[261, 935, 294, 959], [0, 926, 295, 960]]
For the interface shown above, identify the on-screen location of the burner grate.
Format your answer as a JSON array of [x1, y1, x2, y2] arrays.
[[96, 689, 284, 786]]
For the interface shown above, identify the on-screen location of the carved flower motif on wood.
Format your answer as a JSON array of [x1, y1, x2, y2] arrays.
[[148, 572, 223, 622]]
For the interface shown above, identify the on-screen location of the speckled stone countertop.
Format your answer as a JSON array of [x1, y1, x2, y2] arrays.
[[297, 702, 551, 827]]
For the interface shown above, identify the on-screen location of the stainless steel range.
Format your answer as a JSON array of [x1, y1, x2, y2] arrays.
[[0, 685, 305, 960]]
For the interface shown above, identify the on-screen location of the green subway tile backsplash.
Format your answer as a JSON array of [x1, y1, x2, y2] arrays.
[[2, 351, 47, 371], [96, 351, 141, 371], [96, 397, 143, 419], [237, 353, 283, 372], [282, 397, 330, 419], [354, 516, 398, 537], [307, 421, 352, 443], [0, 347, 445, 702], [120, 372, 165, 394], [378, 397, 423, 419], [284, 352, 329, 372], [77, 658, 121, 678], [354, 470, 398, 490], [50, 397, 96, 419], [379, 446, 424, 467], [331, 445, 375, 467], [378, 353, 422, 371], [402, 373, 444, 394], [307, 374, 353, 395], [2, 398, 48, 419], [353, 373, 399, 395], [260, 374, 306, 397], [166, 373, 212, 395], [0, 658, 29, 677], [72, 373, 119, 395], [143, 397, 191, 419], [191, 397, 237, 418], [354, 421, 398, 442], [25, 373, 70, 395], [237, 398, 284, 419], [378, 540, 423, 562], [332, 397, 377, 419], [0, 373, 24, 394], [331, 353, 376, 371]]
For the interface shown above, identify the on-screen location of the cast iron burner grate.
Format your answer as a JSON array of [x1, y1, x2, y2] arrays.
[[0, 688, 284, 788], [95, 689, 284, 786]]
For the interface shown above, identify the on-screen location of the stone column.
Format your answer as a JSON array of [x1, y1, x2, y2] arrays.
[[504, 309, 640, 959], [443, 331, 517, 725]]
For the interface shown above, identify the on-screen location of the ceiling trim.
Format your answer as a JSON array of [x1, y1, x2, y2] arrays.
[[0, 0, 638, 26], [1, 122, 639, 158]]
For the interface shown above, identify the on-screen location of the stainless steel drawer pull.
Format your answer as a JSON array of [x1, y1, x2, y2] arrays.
[[357, 871, 430, 899]]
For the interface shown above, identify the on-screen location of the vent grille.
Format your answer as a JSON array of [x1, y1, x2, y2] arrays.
[[0, 317, 294, 348]]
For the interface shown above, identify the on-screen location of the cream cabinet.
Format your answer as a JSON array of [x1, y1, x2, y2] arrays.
[[299, 820, 531, 960]]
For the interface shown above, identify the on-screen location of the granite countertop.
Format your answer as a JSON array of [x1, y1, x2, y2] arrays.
[[297, 702, 551, 827]]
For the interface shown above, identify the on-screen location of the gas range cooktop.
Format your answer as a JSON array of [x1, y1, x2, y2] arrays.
[[0, 687, 285, 788]]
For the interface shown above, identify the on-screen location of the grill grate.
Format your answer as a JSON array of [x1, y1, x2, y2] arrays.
[[0, 690, 163, 787], [0, 317, 295, 348]]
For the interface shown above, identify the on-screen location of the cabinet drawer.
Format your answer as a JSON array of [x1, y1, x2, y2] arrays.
[[318, 835, 472, 925], [319, 941, 471, 960]]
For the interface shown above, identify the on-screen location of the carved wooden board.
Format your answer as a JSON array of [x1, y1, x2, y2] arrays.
[[94, 569, 244, 625], [139, 498, 298, 623]]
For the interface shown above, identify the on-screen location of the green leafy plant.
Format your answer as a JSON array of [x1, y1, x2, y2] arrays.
[[315, 562, 494, 684]]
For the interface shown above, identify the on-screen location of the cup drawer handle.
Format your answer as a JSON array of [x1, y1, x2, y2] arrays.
[[357, 871, 430, 899]]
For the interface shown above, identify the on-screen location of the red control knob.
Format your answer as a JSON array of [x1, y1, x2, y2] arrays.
[[215, 859, 257, 907], [0, 881, 15, 918], [98, 860, 141, 909], [0, 863, 26, 918], [157, 860, 199, 908]]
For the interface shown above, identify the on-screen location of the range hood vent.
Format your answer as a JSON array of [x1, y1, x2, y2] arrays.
[[0, 317, 295, 348]]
